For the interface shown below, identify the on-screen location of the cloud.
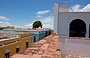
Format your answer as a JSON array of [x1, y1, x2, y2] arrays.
[[26, 16, 54, 29], [13, 25, 23, 28], [26, 23, 33, 28], [26, 10, 53, 29], [36, 10, 49, 15], [37, 15, 41, 18], [40, 16, 54, 24], [71, 4, 81, 12], [70, 4, 90, 12], [40, 16, 54, 29], [81, 4, 90, 12], [0, 16, 9, 20], [0, 22, 21, 28], [0, 22, 11, 27], [0, 21, 22, 28]]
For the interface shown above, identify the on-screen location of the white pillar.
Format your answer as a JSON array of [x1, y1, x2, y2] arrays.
[[53, 3, 59, 33], [86, 24, 89, 38]]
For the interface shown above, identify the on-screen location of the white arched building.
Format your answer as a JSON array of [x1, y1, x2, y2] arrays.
[[53, 3, 90, 38]]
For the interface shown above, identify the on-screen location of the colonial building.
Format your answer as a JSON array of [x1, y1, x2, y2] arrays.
[[53, 3, 90, 38]]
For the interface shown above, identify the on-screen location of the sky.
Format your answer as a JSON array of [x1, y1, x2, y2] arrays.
[[0, 0, 90, 29]]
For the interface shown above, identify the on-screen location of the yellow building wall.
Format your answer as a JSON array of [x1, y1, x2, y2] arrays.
[[0, 33, 32, 58]]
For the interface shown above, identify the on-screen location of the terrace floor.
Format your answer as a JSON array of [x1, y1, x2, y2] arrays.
[[11, 33, 90, 58]]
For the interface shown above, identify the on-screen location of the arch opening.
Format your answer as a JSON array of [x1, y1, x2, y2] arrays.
[[69, 19, 86, 37]]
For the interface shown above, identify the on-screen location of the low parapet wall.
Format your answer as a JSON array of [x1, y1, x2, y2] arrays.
[[60, 36, 90, 57], [0, 33, 32, 58]]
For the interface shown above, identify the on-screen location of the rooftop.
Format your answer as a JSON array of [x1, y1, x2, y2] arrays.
[[11, 33, 90, 58], [11, 33, 61, 58]]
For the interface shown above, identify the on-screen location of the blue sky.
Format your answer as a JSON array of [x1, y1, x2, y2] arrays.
[[0, 0, 90, 29]]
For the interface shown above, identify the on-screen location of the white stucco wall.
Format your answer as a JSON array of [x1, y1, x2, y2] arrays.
[[58, 3, 69, 12], [53, 3, 69, 33], [58, 12, 90, 37], [53, 3, 59, 33], [53, 3, 90, 38]]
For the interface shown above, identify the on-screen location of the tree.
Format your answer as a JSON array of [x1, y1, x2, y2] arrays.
[[33, 21, 42, 28]]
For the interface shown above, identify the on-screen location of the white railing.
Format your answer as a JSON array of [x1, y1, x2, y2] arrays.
[[60, 36, 90, 57]]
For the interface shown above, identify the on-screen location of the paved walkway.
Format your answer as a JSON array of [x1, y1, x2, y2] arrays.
[[11, 33, 61, 58]]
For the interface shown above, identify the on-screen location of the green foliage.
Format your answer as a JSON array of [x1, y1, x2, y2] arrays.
[[33, 21, 42, 28]]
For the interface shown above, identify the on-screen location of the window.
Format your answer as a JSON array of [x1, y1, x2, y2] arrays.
[[26, 40, 29, 48], [16, 46, 20, 53], [33, 36, 36, 42], [5, 53, 9, 58], [5, 49, 10, 58]]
